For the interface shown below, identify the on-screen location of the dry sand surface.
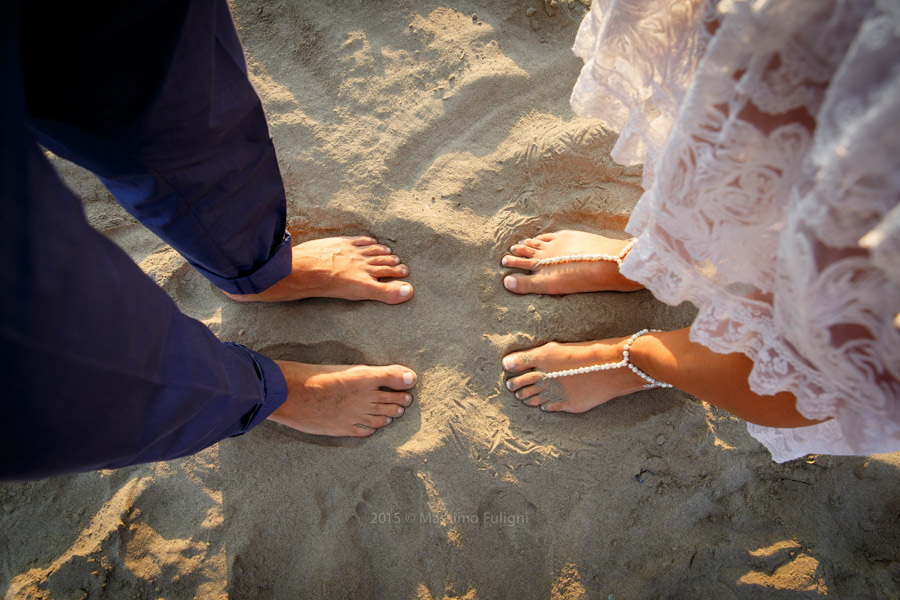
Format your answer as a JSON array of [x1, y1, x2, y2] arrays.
[[2, 1, 899, 598]]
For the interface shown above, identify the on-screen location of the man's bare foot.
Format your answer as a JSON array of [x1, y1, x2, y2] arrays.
[[226, 236, 413, 304], [268, 361, 417, 437], [501, 230, 643, 295], [501, 338, 648, 413]]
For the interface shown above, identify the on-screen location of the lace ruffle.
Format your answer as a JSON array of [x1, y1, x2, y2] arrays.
[[572, 0, 900, 461]]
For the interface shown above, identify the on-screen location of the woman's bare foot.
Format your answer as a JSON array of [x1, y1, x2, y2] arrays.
[[268, 361, 417, 437], [501, 230, 643, 295], [226, 236, 413, 304], [501, 338, 649, 413]]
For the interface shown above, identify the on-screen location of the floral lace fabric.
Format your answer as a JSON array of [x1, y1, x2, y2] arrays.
[[571, 0, 900, 462]]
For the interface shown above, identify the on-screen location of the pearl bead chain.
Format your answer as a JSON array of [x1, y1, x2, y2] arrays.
[[543, 328, 673, 389], [542, 359, 627, 379], [534, 238, 636, 268]]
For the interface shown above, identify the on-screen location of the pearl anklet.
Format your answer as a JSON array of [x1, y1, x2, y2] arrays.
[[533, 238, 636, 268], [542, 329, 673, 389]]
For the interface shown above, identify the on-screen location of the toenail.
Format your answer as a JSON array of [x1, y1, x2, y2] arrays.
[[401, 266, 408, 275], [504, 276, 516, 290], [515, 390, 523, 399], [505, 379, 513, 390], [396, 406, 404, 415], [399, 284, 412, 297], [501, 256, 509, 266], [403, 372, 414, 385], [503, 356, 515, 370], [385, 246, 391, 253], [404, 393, 412, 405], [394, 256, 400, 264], [386, 417, 392, 424]]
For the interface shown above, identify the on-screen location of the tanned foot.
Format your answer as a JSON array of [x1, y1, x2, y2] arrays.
[[501, 230, 643, 295], [501, 338, 648, 413], [226, 236, 414, 304], [268, 361, 417, 437]]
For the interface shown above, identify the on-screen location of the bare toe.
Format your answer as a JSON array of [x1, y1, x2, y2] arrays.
[[503, 273, 543, 294], [358, 414, 393, 430], [352, 236, 379, 246], [510, 244, 538, 258], [502, 351, 538, 374], [514, 383, 544, 401], [501, 254, 537, 270], [374, 402, 406, 418], [371, 281, 413, 304], [540, 400, 569, 412], [370, 389, 410, 409], [361, 244, 392, 256], [369, 401, 406, 420], [370, 264, 408, 279], [523, 395, 546, 407], [369, 254, 402, 266], [505, 371, 542, 392], [379, 366, 417, 390]]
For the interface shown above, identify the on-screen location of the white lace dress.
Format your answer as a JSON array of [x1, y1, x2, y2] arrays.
[[570, 0, 900, 462]]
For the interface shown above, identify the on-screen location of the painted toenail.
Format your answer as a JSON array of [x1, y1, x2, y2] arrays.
[[403, 372, 414, 385], [504, 276, 516, 290], [501, 256, 509, 266], [399, 284, 412, 297], [503, 356, 515, 370]]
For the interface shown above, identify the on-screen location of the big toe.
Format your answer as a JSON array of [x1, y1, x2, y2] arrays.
[[502, 352, 534, 374], [374, 365, 417, 390], [374, 281, 414, 304], [503, 274, 543, 295]]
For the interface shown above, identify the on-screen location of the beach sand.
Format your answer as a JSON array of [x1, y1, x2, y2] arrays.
[[2, 1, 899, 598]]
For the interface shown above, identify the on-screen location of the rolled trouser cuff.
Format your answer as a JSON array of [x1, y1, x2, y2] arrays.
[[195, 231, 293, 295]]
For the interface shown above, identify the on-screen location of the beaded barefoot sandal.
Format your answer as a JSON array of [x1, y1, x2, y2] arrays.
[[542, 329, 673, 389], [533, 238, 636, 269]]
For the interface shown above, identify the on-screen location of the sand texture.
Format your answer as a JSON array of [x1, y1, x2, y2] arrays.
[[2, 1, 899, 598]]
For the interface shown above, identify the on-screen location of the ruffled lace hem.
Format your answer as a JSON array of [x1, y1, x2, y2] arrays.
[[573, 0, 900, 461]]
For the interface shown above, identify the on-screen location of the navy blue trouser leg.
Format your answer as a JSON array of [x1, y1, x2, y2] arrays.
[[1, 1, 290, 480], [23, 0, 293, 294]]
